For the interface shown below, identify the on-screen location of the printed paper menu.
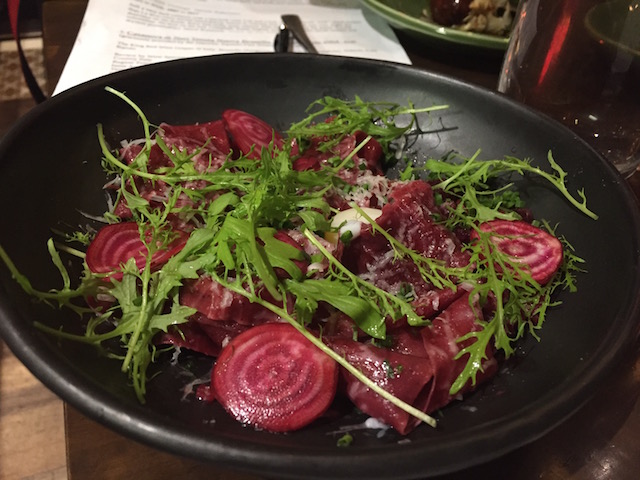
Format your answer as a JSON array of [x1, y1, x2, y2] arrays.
[[53, 0, 411, 94]]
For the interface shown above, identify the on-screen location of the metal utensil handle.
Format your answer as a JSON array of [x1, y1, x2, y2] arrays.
[[281, 14, 318, 54]]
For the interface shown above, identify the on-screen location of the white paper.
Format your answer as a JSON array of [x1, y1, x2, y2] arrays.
[[53, 0, 411, 95]]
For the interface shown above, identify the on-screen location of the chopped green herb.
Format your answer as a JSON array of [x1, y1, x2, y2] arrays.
[[337, 433, 354, 447]]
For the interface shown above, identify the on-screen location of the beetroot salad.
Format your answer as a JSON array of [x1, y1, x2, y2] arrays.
[[0, 89, 597, 437]]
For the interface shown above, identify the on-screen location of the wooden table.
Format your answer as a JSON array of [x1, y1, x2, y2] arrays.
[[4, 1, 640, 479]]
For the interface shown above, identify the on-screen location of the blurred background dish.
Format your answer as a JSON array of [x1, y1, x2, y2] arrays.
[[360, 0, 511, 52]]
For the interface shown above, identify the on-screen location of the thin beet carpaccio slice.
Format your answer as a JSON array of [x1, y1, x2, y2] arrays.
[[471, 219, 563, 284], [222, 109, 284, 159], [213, 323, 338, 432], [86, 222, 187, 279]]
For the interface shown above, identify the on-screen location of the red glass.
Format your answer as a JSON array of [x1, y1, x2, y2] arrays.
[[498, 0, 640, 177]]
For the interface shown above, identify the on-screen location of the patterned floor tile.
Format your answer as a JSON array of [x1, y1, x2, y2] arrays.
[[0, 37, 48, 101]]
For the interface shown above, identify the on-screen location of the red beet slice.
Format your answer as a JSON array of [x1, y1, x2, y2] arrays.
[[222, 109, 283, 159], [471, 219, 563, 284], [86, 222, 187, 278], [213, 323, 338, 432]]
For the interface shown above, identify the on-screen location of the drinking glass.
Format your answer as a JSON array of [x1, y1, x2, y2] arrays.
[[498, 0, 640, 177]]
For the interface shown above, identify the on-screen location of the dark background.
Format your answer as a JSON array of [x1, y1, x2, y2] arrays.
[[0, 0, 43, 39]]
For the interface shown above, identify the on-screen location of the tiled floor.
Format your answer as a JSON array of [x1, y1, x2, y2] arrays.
[[0, 37, 45, 140], [0, 37, 48, 101]]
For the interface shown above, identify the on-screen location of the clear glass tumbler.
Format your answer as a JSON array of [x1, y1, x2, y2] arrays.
[[498, 0, 640, 177]]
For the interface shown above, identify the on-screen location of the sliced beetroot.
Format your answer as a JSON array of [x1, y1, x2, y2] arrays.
[[471, 219, 563, 285], [213, 322, 338, 432], [86, 222, 188, 278], [222, 109, 283, 159]]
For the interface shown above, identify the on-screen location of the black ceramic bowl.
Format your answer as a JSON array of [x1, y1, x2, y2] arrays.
[[1, 54, 639, 480]]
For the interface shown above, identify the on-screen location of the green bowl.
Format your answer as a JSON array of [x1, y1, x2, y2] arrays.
[[360, 0, 511, 52]]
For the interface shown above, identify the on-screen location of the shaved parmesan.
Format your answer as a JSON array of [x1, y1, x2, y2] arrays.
[[331, 207, 383, 229]]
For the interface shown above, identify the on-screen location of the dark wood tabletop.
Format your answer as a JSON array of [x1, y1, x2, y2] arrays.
[[28, 1, 640, 479]]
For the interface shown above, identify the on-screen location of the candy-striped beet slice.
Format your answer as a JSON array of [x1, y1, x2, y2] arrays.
[[471, 219, 563, 284], [86, 222, 187, 278], [222, 109, 283, 159], [213, 322, 338, 432]]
